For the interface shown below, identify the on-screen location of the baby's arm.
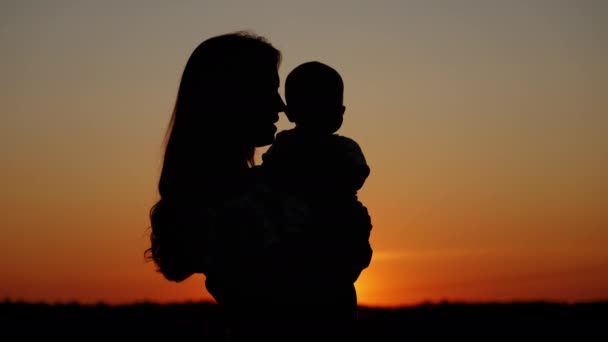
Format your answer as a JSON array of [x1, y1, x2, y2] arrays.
[[333, 136, 370, 193]]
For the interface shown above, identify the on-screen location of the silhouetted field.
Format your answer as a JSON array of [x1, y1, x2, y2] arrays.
[[1, 300, 606, 338]]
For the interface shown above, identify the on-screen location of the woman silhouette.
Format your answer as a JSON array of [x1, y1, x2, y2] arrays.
[[146, 31, 372, 341]]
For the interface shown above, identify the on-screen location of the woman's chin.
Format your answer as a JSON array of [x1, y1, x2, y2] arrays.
[[255, 126, 277, 147]]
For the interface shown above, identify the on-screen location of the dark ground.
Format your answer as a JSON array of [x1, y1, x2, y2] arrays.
[[1, 300, 606, 339]]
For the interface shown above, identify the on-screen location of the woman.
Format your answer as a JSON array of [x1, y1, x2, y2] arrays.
[[146, 31, 372, 340]]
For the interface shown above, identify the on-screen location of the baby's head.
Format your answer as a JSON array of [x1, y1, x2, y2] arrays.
[[285, 61, 345, 134]]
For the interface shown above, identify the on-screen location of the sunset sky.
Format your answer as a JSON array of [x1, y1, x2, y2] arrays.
[[1, 0, 607, 307]]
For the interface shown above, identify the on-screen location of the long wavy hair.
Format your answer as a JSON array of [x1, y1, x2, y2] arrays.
[[145, 32, 281, 282]]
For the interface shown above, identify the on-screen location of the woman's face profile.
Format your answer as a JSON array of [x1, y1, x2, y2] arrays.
[[241, 64, 285, 147]]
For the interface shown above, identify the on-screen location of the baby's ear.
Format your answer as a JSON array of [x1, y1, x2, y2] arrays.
[[340, 105, 346, 115]]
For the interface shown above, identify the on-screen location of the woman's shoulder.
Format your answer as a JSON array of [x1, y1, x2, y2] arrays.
[[214, 167, 287, 225], [226, 166, 272, 202], [225, 166, 310, 231], [224, 167, 307, 216]]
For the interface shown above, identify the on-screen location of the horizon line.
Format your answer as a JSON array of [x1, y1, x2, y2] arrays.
[[3, 298, 607, 309]]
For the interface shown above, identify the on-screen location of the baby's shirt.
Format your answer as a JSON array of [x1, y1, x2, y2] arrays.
[[262, 128, 370, 199], [259, 128, 372, 263]]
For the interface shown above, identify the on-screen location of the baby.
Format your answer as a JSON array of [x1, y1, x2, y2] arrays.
[[261, 61, 370, 244]]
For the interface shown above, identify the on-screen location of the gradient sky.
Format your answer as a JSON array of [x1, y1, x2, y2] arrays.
[[1, 0, 607, 307]]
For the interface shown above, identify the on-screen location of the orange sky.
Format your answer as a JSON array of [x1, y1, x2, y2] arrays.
[[1, 1, 607, 307]]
